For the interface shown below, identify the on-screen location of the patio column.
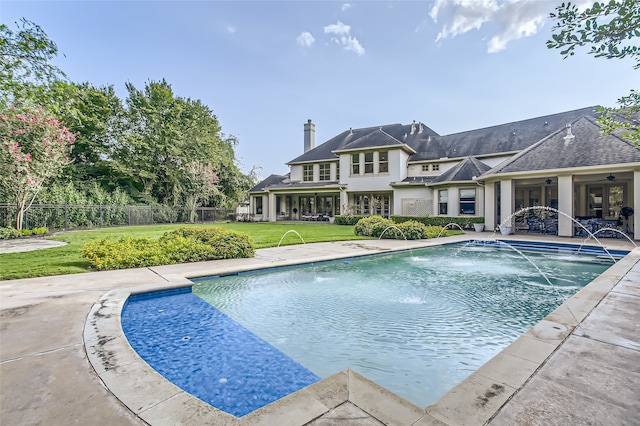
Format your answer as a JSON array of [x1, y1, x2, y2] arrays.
[[340, 188, 348, 214], [268, 192, 277, 222], [449, 187, 460, 217], [557, 175, 574, 237], [484, 183, 496, 231], [634, 171, 640, 240], [500, 179, 514, 231]]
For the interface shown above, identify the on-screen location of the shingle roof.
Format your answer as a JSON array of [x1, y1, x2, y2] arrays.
[[337, 128, 413, 152], [287, 122, 438, 164], [482, 116, 640, 176], [432, 156, 492, 183], [265, 181, 341, 190], [408, 106, 599, 162], [248, 174, 287, 193], [248, 174, 342, 193], [392, 176, 439, 185], [288, 107, 600, 166]]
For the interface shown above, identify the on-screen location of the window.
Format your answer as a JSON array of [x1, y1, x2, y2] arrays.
[[303, 164, 313, 182], [421, 164, 429, 172], [432, 164, 440, 171], [459, 188, 476, 215], [351, 153, 360, 175], [379, 151, 388, 173], [336, 163, 340, 181], [438, 190, 448, 215], [255, 197, 263, 214], [364, 152, 374, 174], [319, 163, 330, 181]]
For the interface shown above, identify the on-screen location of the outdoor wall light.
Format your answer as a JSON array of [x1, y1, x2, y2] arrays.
[[607, 174, 616, 181], [545, 178, 552, 185]]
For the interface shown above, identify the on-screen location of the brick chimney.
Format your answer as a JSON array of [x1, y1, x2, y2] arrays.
[[304, 119, 315, 152]]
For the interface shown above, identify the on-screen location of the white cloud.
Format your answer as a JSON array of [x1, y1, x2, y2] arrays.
[[342, 3, 352, 12], [430, 0, 554, 53], [342, 36, 365, 56], [296, 31, 315, 48], [226, 25, 237, 34], [324, 21, 351, 36], [324, 21, 365, 56]]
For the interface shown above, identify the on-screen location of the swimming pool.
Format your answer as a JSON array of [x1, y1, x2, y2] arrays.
[[122, 241, 617, 416]]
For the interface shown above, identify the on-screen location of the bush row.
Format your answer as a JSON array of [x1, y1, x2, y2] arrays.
[[354, 216, 448, 240], [81, 226, 255, 271], [0, 227, 48, 239], [391, 215, 484, 229]]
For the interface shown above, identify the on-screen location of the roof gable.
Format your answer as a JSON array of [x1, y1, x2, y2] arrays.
[[432, 156, 492, 184], [249, 174, 287, 193], [337, 128, 405, 151], [288, 122, 438, 164]]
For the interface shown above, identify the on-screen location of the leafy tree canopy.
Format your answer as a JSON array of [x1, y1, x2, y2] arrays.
[[548, 0, 640, 143], [0, 18, 257, 214], [0, 18, 65, 108]]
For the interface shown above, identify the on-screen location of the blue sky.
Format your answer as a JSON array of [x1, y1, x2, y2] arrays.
[[1, 0, 637, 178]]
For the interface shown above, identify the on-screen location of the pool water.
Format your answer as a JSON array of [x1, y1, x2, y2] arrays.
[[123, 242, 615, 416]]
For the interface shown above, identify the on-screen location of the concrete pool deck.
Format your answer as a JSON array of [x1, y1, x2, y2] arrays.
[[1, 234, 638, 425]]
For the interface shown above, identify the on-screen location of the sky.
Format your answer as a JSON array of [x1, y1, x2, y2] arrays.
[[1, 0, 637, 179]]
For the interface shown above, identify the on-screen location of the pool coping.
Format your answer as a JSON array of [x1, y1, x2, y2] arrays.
[[83, 236, 640, 425]]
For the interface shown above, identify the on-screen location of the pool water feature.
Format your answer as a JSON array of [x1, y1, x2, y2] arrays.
[[122, 242, 617, 416]]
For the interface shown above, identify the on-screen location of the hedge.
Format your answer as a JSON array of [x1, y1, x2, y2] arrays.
[[81, 226, 255, 271], [353, 216, 449, 240], [391, 215, 484, 229]]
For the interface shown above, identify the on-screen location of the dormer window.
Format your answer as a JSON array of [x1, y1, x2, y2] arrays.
[[432, 164, 440, 171], [421, 164, 429, 172]]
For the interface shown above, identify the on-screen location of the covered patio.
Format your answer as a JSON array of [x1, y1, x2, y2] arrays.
[[489, 170, 638, 240]]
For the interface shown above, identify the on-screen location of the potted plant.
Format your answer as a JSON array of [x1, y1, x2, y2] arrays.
[[474, 223, 485, 232], [500, 224, 512, 235]]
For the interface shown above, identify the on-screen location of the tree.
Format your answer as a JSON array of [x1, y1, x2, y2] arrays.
[[548, 0, 640, 143], [45, 81, 126, 185], [181, 161, 220, 223], [0, 108, 75, 229], [116, 80, 250, 206], [0, 18, 65, 109]]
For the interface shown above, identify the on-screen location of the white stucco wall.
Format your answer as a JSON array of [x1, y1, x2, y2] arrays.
[[290, 164, 302, 181], [340, 149, 406, 192], [392, 186, 433, 215]]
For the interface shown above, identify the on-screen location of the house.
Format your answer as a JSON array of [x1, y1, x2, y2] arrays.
[[249, 107, 640, 240]]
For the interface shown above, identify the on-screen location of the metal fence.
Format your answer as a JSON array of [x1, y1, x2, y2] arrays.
[[0, 204, 239, 231]]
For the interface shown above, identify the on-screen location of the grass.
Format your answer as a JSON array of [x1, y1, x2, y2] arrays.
[[0, 222, 373, 280]]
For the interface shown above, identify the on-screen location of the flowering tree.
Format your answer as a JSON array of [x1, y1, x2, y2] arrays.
[[0, 108, 75, 229], [182, 160, 220, 223]]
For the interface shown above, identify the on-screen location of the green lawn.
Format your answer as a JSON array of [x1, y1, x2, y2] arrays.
[[0, 222, 371, 280]]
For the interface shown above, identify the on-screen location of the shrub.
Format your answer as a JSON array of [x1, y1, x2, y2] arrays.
[[0, 227, 22, 239], [334, 215, 367, 225], [354, 215, 392, 237], [32, 227, 49, 235], [21, 229, 33, 236], [81, 226, 255, 270], [396, 220, 428, 240]]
